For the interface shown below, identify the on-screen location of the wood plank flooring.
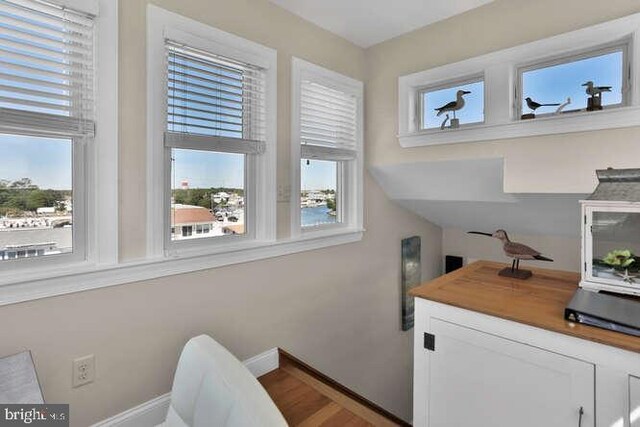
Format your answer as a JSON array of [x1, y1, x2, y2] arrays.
[[259, 356, 404, 426]]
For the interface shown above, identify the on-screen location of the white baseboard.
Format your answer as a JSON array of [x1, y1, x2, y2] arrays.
[[243, 347, 279, 378], [91, 347, 279, 427]]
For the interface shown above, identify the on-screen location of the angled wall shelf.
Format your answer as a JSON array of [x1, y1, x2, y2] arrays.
[[398, 13, 640, 148]]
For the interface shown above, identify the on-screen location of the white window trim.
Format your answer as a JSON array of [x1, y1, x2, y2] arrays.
[[290, 58, 364, 239], [0, 4, 368, 307], [146, 5, 277, 259], [416, 73, 485, 130], [398, 12, 640, 147], [515, 41, 631, 119], [0, 229, 363, 306], [0, 0, 118, 285]]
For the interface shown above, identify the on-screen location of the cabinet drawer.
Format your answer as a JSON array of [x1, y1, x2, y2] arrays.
[[423, 318, 595, 427]]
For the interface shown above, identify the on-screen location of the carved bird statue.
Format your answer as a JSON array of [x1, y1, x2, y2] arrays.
[[525, 97, 560, 112], [468, 230, 553, 279], [435, 90, 470, 118], [582, 81, 611, 98]]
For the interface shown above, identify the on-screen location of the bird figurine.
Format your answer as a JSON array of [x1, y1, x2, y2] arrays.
[[525, 97, 560, 113], [582, 81, 612, 98], [435, 90, 470, 119], [468, 229, 553, 279], [439, 113, 450, 130], [554, 97, 571, 114]]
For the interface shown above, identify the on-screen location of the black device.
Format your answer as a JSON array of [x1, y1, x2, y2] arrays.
[[565, 289, 640, 337], [445, 255, 464, 274]]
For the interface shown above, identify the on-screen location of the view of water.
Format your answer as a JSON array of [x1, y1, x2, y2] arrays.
[[301, 206, 336, 227]]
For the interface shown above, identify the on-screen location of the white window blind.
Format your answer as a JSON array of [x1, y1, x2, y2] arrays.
[[165, 40, 266, 155], [300, 80, 357, 161], [0, 0, 95, 137]]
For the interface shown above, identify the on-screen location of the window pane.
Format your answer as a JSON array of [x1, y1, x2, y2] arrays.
[[170, 149, 245, 240], [591, 211, 640, 282], [422, 80, 484, 129], [522, 51, 623, 115], [0, 134, 73, 261], [301, 159, 338, 227]]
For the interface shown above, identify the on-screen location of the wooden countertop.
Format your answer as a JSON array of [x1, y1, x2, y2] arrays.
[[409, 260, 640, 354]]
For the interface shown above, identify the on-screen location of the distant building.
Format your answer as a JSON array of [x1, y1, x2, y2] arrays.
[[0, 242, 59, 260], [36, 207, 55, 215], [170, 204, 214, 239], [223, 224, 245, 235], [181, 180, 189, 190], [213, 192, 230, 203]]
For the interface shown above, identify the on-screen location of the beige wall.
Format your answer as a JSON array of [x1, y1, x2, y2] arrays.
[[0, 0, 442, 426], [4, 1, 640, 425], [365, 0, 640, 273], [443, 228, 581, 273], [366, 0, 640, 194]]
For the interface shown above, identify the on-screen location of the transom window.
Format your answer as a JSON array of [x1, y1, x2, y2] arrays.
[[419, 78, 484, 130], [0, 0, 94, 266], [164, 41, 266, 245], [518, 45, 628, 118]]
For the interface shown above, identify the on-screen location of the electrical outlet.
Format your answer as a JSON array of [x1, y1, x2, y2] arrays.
[[72, 354, 95, 388]]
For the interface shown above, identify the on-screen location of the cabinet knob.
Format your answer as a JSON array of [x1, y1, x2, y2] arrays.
[[578, 406, 584, 427]]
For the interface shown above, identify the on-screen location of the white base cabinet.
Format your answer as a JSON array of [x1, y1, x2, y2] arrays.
[[413, 298, 640, 427]]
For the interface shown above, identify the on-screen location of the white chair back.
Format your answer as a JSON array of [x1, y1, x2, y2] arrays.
[[160, 335, 287, 427]]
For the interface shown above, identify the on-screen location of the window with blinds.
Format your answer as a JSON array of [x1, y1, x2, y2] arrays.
[[165, 40, 269, 243], [0, 0, 95, 264], [0, 0, 95, 137], [300, 80, 358, 161], [293, 59, 363, 232], [165, 40, 266, 155]]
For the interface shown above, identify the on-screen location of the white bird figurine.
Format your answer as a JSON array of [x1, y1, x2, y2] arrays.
[[582, 81, 611, 98], [434, 90, 470, 119]]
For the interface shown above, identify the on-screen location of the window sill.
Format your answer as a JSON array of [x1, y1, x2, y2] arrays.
[[399, 105, 640, 148], [0, 229, 364, 307]]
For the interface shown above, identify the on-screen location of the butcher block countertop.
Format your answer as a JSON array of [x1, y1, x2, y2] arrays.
[[409, 260, 640, 354]]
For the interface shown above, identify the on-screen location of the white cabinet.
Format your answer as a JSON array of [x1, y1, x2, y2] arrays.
[[413, 298, 640, 427], [632, 376, 640, 427], [426, 319, 593, 427]]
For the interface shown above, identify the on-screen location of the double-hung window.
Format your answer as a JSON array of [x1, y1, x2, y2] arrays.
[[147, 6, 277, 257], [291, 58, 363, 236], [0, 0, 95, 268]]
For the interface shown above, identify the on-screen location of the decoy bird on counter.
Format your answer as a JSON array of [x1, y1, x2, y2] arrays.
[[582, 81, 612, 98], [468, 229, 553, 279], [525, 97, 560, 113], [435, 90, 470, 119]]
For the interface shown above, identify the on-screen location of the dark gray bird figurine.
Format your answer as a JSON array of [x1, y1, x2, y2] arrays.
[[525, 97, 560, 112], [582, 81, 611, 97], [435, 90, 470, 118], [468, 229, 553, 279]]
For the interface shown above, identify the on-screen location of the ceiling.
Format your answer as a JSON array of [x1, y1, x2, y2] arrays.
[[269, 0, 494, 48]]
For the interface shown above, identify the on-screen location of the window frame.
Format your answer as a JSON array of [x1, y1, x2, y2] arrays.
[[515, 40, 631, 120], [397, 12, 640, 147], [146, 6, 277, 259], [290, 57, 364, 239], [416, 74, 486, 131], [0, 0, 118, 278]]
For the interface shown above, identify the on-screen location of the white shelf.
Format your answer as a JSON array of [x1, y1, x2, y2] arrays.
[[398, 105, 640, 147]]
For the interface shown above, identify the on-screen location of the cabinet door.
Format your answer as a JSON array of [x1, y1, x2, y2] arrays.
[[632, 376, 640, 427], [424, 319, 594, 427]]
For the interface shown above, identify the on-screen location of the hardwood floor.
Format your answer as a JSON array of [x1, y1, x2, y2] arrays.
[[259, 354, 405, 427]]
